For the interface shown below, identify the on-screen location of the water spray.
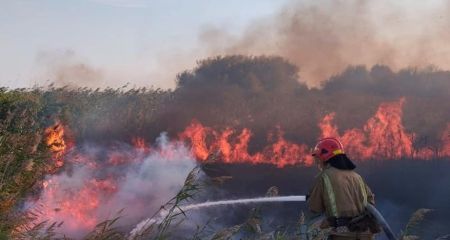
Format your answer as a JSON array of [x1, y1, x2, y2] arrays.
[[130, 195, 397, 240], [181, 195, 306, 211], [129, 195, 306, 237]]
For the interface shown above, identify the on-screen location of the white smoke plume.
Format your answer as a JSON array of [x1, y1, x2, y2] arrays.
[[27, 133, 196, 239], [28, 1, 450, 90]]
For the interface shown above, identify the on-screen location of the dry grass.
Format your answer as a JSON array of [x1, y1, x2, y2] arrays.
[[400, 208, 433, 240], [0, 86, 449, 239]]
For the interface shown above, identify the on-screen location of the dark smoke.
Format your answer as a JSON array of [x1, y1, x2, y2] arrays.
[[164, 56, 450, 147], [32, 55, 450, 238], [48, 55, 450, 151], [200, 0, 450, 87], [9, 0, 450, 238]]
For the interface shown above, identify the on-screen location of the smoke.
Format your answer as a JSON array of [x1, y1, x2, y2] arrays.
[[33, 49, 178, 89], [27, 1, 450, 90], [26, 74, 450, 237], [200, 0, 450, 87], [158, 56, 450, 150], [36, 55, 449, 164], [101, 134, 196, 225], [28, 133, 196, 238], [9, 1, 450, 238], [33, 50, 105, 89], [21, 2, 450, 234]]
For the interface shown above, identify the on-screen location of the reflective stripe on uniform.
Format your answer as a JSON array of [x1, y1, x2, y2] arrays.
[[332, 149, 344, 155], [357, 175, 368, 207], [322, 172, 339, 217]]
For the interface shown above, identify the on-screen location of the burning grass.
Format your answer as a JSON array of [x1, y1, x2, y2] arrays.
[[7, 173, 444, 240], [0, 56, 449, 238]]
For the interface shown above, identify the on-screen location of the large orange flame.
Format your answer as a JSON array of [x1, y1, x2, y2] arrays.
[[37, 122, 115, 233], [30, 98, 449, 236], [179, 121, 314, 167], [31, 135, 191, 236], [37, 177, 117, 231], [319, 98, 449, 160], [319, 98, 415, 159], [181, 98, 449, 165]]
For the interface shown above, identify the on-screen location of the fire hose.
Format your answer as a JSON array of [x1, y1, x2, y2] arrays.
[[305, 204, 397, 240], [366, 204, 397, 240], [131, 196, 397, 240]]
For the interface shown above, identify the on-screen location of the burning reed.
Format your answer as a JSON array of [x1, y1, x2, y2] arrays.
[[0, 55, 449, 238]]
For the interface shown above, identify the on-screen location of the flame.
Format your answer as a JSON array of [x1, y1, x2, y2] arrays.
[[179, 121, 211, 160], [132, 137, 151, 153], [44, 122, 72, 168], [319, 98, 449, 160], [30, 134, 195, 236], [29, 98, 449, 236], [31, 132, 167, 234], [36, 177, 117, 232], [179, 121, 313, 167], [33, 122, 121, 234], [318, 99, 414, 159], [318, 112, 339, 138], [181, 98, 449, 165]]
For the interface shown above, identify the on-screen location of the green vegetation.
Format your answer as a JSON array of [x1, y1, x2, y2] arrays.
[[0, 89, 50, 233]]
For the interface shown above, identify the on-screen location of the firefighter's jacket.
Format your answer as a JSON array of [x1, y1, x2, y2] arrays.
[[308, 166, 375, 218]]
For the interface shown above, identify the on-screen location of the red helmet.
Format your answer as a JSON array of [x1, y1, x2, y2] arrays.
[[312, 137, 345, 162]]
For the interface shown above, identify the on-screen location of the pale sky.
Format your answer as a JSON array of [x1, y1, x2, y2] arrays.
[[0, 0, 290, 88], [1, 0, 448, 89]]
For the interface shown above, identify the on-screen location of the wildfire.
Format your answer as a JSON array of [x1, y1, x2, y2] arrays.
[[30, 133, 195, 236], [34, 147, 135, 234], [37, 121, 118, 234], [44, 122, 71, 168], [29, 98, 449, 237], [319, 98, 416, 159], [37, 177, 118, 232], [319, 98, 450, 160], [179, 121, 313, 167], [132, 137, 151, 153], [181, 98, 450, 165]]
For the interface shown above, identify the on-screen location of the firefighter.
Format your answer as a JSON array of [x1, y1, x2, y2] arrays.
[[307, 137, 380, 240]]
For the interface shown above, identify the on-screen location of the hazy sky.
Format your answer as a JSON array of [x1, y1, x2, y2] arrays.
[[1, 0, 448, 89], [0, 0, 289, 88]]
